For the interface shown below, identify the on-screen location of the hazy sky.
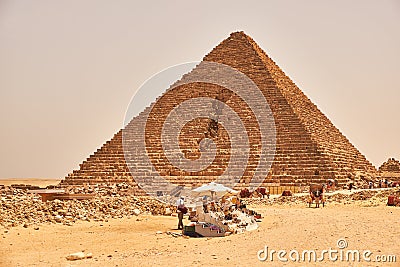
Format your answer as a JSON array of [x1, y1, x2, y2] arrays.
[[0, 0, 399, 178]]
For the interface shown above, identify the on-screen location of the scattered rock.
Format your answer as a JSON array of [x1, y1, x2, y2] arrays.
[[164, 208, 172, 216], [54, 215, 63, 223], [166, 231, 182, 237], [66, 252, 89, 261], [57, 209, 67, 215], [0, 185, 174, 228], [133, 209, 141, 216]]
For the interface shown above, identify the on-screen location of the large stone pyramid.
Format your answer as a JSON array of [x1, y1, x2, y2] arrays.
[[61, 31, 377, 194]]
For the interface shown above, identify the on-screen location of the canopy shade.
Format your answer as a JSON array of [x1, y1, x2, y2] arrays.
[[192, 182, 239, 199]]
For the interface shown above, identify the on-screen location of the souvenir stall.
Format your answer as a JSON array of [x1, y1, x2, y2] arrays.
[[182, 182, 261, 237]]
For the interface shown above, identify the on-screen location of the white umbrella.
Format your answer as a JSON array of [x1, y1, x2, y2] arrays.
[[192, 182, 239, 200]]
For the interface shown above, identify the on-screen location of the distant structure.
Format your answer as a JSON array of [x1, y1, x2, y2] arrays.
[[379, 158, 400, 181], [61, 31, 377, 194]]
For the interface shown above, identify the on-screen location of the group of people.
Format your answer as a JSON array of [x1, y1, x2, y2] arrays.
[[368, 179, 398, 189], [175, 195, 250, 229], [326, 179, 337, 191], [201, 196, 245, 214], [378, 179, 389, 188]]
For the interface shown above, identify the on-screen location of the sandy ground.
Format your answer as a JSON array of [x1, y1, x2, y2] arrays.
[[1, 203, 399, 267], [0, 179, 61, 187]]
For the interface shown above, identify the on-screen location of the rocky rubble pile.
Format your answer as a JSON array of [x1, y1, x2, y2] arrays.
[[244, 188, 400, 207], [54, 182, 138, 196], [0, 185, 174, 229], [243, 195, 307, 206]]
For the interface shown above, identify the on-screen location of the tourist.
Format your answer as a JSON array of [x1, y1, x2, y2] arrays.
[[176, 196, 186, 230], [176, 196, 184, 207], [209, 201, 217, 212], [231, 196, 239, 209], [202, 195, 208, 213], [239, 199, 247, 210], [220, 196, 231, 214]]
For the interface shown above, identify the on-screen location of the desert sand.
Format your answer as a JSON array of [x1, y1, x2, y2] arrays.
[[1, 201, 399, 266]]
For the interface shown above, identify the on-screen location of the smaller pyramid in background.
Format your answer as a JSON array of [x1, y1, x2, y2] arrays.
[[61, 31, 377, 193], [379, 158, 400, 172], [379, 158, 400, 180]]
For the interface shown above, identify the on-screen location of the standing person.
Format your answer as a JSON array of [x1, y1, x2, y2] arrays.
[[348, 182, 353, 191], [202, 195, 208, 213], [176, 196, 186, 230], [220, 196, 231, 214], [209, 201, 217, 212], [230, 196, 239, 210]]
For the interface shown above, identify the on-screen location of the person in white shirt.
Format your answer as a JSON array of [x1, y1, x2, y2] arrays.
[[176, 196, 185, 230], [176, 196, 184, 207]]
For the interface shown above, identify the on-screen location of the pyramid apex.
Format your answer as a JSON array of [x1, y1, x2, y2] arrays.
[[228, 31, 250, 39], [230, 30, 246, 35], [203, 31, 257, 62]]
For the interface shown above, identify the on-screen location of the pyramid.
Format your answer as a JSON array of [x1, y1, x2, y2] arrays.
[[379, 158, 400, 173], [379, 158, 400, 181], [61, 31, 377, 194]]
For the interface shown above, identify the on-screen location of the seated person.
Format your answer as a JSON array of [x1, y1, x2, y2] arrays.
[[209, 201, 217, 212], [220, 197, 231, 214]]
